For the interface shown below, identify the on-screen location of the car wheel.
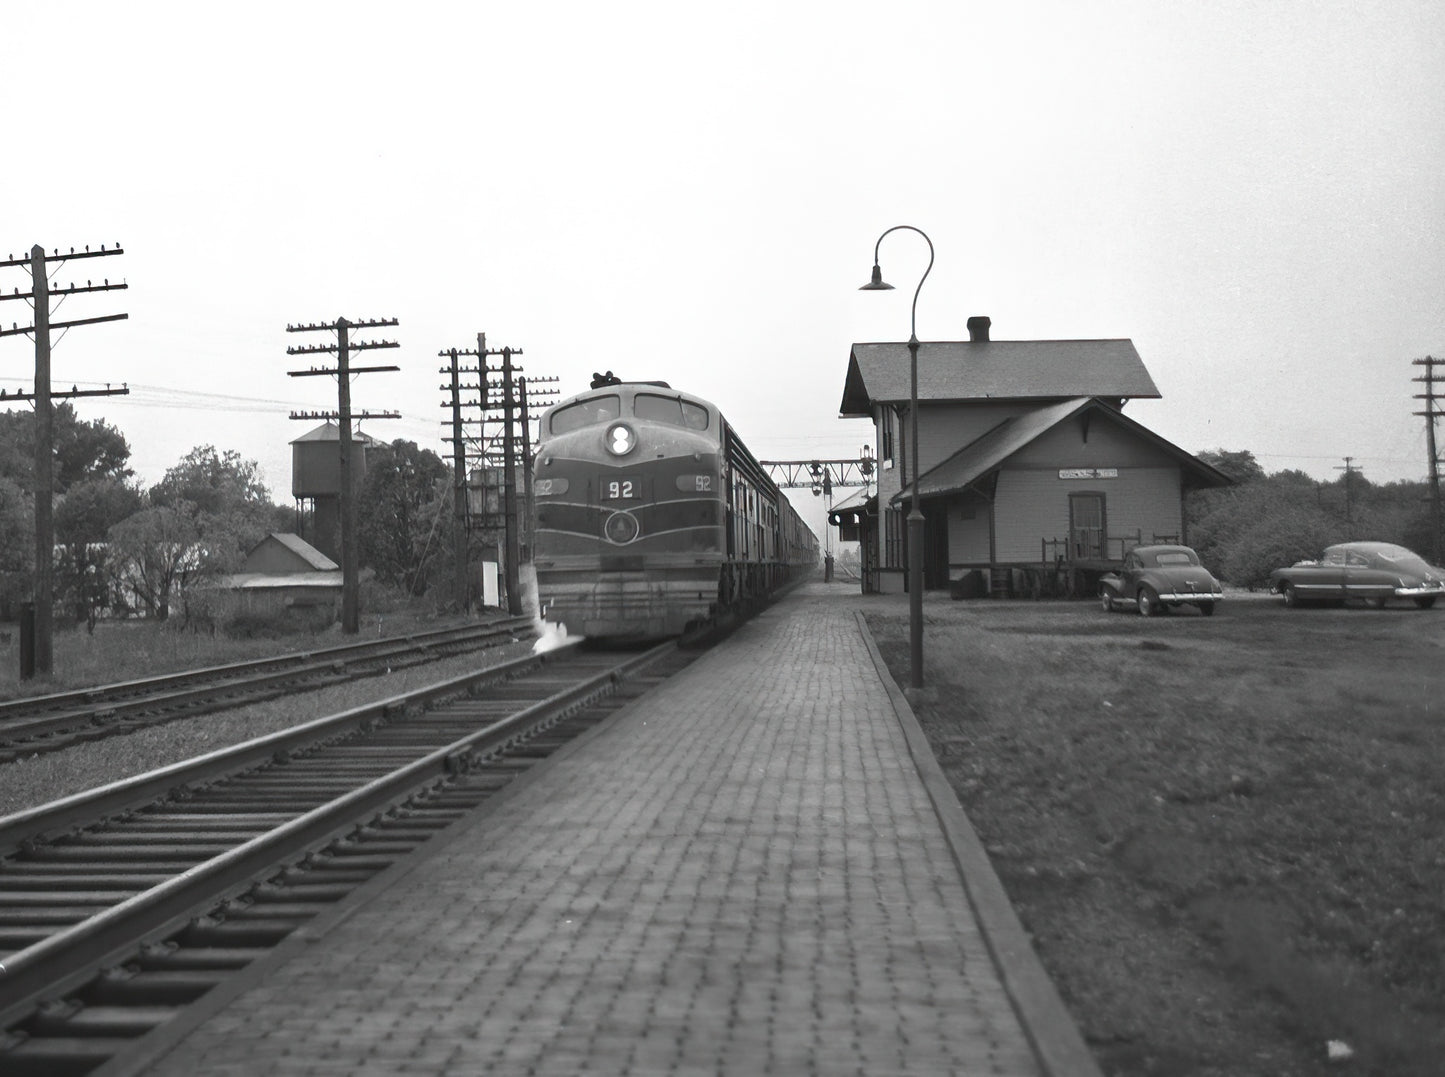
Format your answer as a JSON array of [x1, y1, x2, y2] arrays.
[[1197, 601, 1216, 616], [1281, 583, 1298, 608], [1414, 596, 1436, 610], [1100, 589, 1115, 612], [1137, 586, 1162, 617]]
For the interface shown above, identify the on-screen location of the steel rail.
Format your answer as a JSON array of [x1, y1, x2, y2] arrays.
[[0, 618, 536, 761], [0, 642, 565, 858], [0, 639, 673, 1029]]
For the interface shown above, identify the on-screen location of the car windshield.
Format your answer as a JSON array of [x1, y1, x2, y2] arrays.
[[634, 393, 709, 430], [550, 394, 621, 435]]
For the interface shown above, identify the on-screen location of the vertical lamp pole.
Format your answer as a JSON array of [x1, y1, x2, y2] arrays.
[[860, 225, 933, 689]]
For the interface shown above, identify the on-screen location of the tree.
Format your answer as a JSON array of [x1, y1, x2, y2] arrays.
[[1188, 474, 1342, 586], [149, 445, 287, 584], [106, 506, 202, 620], [0, 476, 33, 620], [150, 445, 271, 518], [54, 478, 145, 630], [1185, 464, 1445, 585], [0, 402, 133, 491], [357, 439, 449, 595], [56, 477, 144, 547], [1196, 448, 1266, 484], [1217, 506, 1338, 587]]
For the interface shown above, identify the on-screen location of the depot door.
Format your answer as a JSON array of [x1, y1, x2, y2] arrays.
[[1069, 493, 1106, 560]]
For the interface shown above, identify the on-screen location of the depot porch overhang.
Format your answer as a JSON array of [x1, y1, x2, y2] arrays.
[[888, 396, 1235, 506]]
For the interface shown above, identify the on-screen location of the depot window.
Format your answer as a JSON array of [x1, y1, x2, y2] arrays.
[[550, 394, 621, 435]]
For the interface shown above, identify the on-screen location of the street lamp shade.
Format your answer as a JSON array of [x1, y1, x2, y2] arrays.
[[859, 264, 894, 291]]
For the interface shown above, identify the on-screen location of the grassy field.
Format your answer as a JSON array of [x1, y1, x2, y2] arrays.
[[865, 593, 1444, 1077], [0, 606, 489, 701]]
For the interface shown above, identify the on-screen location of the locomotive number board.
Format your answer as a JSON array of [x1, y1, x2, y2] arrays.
[[602, 477, 640, 500]]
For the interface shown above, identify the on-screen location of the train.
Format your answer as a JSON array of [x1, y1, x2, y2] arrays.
[[531, 376, 818, 640]]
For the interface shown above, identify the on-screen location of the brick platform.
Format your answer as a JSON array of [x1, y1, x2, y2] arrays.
[[116, 583, 1093, 1077]]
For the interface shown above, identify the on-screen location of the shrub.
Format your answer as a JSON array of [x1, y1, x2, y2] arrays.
[[1221, 512, 1338, 587]]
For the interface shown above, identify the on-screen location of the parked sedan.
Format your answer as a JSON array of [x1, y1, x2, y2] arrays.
[[1268, 541, 1445, 609], [1099, 545, 1224, 616]]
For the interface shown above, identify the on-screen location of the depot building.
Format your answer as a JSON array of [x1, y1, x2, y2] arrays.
[[834, 316, 1233, 597]]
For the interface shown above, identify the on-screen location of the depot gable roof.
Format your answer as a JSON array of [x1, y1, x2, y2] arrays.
[[840, 339, 1161, 417]]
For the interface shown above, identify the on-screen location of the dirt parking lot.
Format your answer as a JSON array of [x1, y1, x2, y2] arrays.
[[864, 591, 1444, 1077]]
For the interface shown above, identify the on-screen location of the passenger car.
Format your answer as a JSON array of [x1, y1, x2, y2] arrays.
[[1099, 544, 1224, 616], [1267, 541, 1445, 609]]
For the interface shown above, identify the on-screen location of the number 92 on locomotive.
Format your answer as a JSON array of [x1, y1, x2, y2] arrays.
[[602, 478, 638, 500]]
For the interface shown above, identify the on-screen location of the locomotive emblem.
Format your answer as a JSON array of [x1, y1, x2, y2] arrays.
[[603, 510, 640, 545]]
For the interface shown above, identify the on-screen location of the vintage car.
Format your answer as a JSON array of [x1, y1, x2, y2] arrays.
[[1268, 541, 1445, 609], [1099, 544, 1224, 616]]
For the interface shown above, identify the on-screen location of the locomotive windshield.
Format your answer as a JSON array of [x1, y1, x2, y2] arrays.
[[550, 394, 621, 435], [634, 393, 709, 430]]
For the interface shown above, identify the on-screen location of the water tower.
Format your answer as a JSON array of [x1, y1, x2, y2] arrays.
[[291, 422, 373, 562]]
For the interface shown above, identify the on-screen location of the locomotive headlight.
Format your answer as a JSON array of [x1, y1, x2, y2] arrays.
[[604, 423, 636, 456]]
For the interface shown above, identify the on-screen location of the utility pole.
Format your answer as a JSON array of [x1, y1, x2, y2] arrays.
[[1414, 355, 1444, 563], [1334, 456, 1360, 528], [1, 243, 128, 678], [439, 343, 489, 612], [452, 337, 558, 614], [518, 376, 535, 564], [286, 317, 400, 634], [499, 347, 521, 613]]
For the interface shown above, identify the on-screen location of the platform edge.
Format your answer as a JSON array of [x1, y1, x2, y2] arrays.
[[853, 609, 1104, 1077]]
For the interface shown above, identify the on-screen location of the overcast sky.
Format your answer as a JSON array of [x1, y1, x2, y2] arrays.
[[4, 1, 1442, 544]]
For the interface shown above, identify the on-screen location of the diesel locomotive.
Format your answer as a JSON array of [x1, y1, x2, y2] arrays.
[[531, 378, 817, 639]]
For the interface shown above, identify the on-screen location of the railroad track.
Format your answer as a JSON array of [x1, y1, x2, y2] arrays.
[[0, 637, 687, 1075], [0, 616, 535, 763]]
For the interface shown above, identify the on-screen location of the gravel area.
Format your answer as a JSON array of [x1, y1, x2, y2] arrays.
[[0, 638, 539, 817]]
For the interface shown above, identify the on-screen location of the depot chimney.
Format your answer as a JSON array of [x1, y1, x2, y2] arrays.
[[967, 316, 991, 342]]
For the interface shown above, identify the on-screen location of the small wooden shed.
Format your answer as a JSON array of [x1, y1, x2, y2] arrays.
[[193, 533, 342, 629]]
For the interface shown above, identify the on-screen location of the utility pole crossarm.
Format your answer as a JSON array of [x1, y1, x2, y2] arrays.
[[2, 385, 128, 403], [0, 245, 124, 268], [0, 281, 128, 301], [286, 343, 399, 356], [287, 410, 401, 421], [285, 317, 397, 332], [289, 364, 401, 376]]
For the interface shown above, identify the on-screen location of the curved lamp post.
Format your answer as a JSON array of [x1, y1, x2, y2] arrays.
[[860, 225, 933, 689]]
